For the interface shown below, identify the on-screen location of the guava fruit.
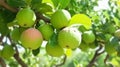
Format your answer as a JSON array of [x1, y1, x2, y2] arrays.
[[20, 28, 43, 50], [58, 27, 82, 49], [105, 37, 119, 55], [1, 45, 15, 59], [79, 42, 89, 52], [45, 43, 64, 57], [10, 28, 22, 41], [82, 31, 95, 44], [50, 9, 71, 29], [16, 7, 36, 27], [89, 42, 97, 49], [69, 24, 87, 32], [38, 23, 54, 40], [115, 29, 120, 38]]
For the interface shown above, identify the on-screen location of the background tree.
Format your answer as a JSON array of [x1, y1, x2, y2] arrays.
[[0, 0, 120, 67]]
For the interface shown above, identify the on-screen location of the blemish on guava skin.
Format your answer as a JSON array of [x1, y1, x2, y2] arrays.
[[24, 24, 27, 26], [66, 45, 69, 48]]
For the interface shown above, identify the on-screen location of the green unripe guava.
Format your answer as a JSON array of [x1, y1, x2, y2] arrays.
[[50, 9, 71, 29], [10, 28, 22, 41], [38, 23, 54, 40], [16, 7, 36, 27], [82, 31, 95, 44], [1, 45, 15, 59], [58, 27, 82, 49], [45, 43, 64, 57], [115, 29, 120, 38]]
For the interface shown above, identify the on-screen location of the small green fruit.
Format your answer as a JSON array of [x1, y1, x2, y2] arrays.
[[115, 29, 120, 38], [82, 31, 95, 44], [46, 43, 64, 57], [69, 24, 87, 32], [10, 28, 22, 41], [1, 45, 15, 59], [20, 28, 43, 50], [38, 23, 54, 40], [50, 9, 71, 29], [16, 7, 36, 27], [58, 27, 82, 49], [105, 37, 119, 55], [79, 42, 89, 52]]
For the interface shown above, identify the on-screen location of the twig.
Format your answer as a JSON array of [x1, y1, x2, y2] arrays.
[[87, 45, 104, 67], [0, 36, 4, 46], [7, 35, 28, 67], [55, 55, 67, 67], [14, 45, 28, 67], [35, 12, 50, 23], [0, 0, 17, 12], [104, 54, 109, 64], [0, 57, 6, 67]]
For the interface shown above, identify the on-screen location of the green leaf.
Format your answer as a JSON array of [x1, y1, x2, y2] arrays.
[[69, 14, 92, 29], [0, 22, 9, 35], [113, 17, 120, 27], [52, 0, 71, 9], [31, 0, 42, 8], [58, 0, 71, 9], [48, 32, 58, 46], [42, 0, 54, 6], [6, 0, 26, 7], [37, 3, 53, 14], [32, 47, 40, 56]]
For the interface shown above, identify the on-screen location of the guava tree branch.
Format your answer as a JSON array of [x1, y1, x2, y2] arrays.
[[55, 54, 67, 67], [14, 45, 28, 67], [0, 36, 3, 44], [0, 0, 17, 12], [87, 45, 105, 67], [104, 54, 109, 64], [0, 0, 50, 24], [7, 35, 28, 67], [35, 12, 50, 23], [0, 57, 6, 67]]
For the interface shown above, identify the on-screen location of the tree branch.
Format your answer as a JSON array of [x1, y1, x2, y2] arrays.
[[7, 35, 28, 67], [55, 55, 67, 67], [104, 54, 109, 64], [0, 57, 6, 67], [87, 45, 104, 67], [0, 0, 17, 12], [35, 12, 50, 23], [0, 35, 4, 45], [14, 45, 28, 67]]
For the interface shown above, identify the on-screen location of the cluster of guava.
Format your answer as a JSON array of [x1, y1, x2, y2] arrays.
[[10, 7, 97, 57]]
